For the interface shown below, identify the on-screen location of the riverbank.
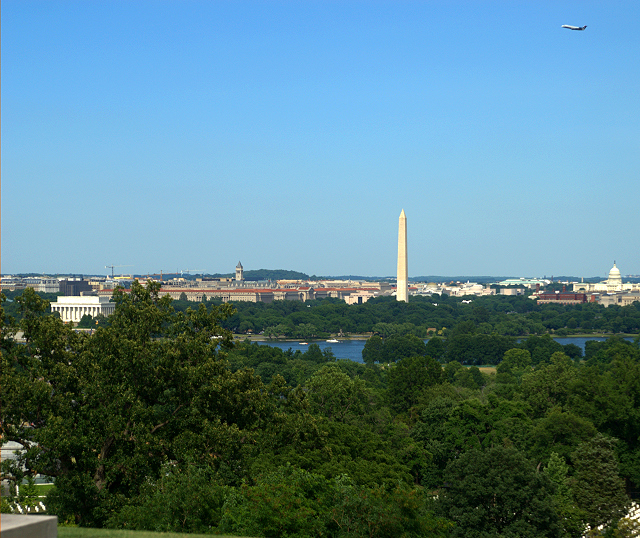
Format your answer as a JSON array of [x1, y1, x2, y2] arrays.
[[234, 332, 638, 343], [242, 335, 638, 364], [234, 334, 371, 342]]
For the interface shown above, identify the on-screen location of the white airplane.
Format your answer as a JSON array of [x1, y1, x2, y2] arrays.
[[562, 25, 587, 30]]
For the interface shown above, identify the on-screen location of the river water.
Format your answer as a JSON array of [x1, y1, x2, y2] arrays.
[[255, 336, 636, 364]]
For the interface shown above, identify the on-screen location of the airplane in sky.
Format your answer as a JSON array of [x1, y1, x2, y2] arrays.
[[562, 25, 587, 30]]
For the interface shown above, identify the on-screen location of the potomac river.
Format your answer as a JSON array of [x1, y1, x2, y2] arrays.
[[254, 337, 635, 364]]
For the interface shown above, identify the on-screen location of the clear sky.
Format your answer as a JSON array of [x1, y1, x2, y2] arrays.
[[2, 1, 639, 278]]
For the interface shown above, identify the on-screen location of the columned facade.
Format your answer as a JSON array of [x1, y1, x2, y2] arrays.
[[50, 296, 115, 323]]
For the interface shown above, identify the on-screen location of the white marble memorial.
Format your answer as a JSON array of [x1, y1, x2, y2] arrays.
[[397, 209, 408, 302], [50, 295, 115, 323]]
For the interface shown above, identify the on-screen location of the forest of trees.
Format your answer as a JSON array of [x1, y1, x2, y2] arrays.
[[5, 286, 640, 339], [2, 283, 640, 537], [197, 293, 640, 338]]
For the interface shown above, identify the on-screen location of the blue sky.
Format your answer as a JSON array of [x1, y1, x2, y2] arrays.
[[2, 1, 639, 278]]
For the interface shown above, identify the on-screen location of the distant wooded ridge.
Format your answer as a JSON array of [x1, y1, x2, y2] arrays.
[[201, 273, 612, 283], [9, 272, 640, 284]]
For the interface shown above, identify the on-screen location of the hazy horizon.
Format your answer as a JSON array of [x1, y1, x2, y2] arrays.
[[2, 269, 628, 283]]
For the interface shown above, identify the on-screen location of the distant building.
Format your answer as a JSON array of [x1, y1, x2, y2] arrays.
[[144, 285, 383, 304], [344, 290, 378, 305], [98, 278, 389, 305], [414, 282, 495, 297], [23, 277, 60, 293], [447, 282, 495, 297], [88, 277, 120, 291], [50, 296, 115, 323], [496, 278, 550, 289], [597, 291, 640, 307], [535, 291, 588, 305], [499, 288, 526, 296], [0, 276, 25, 291], [59, 278, 92, 296], [573, 262, 640, 293], [2, 276, 59, 292], [95, 261, 393, 306]]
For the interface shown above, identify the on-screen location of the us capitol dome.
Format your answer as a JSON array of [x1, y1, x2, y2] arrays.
[[607, 262, 622, 286], [573, 262, 638, 293]]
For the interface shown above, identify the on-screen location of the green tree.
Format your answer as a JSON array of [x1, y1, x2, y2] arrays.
[[1, 281, 278, 526], [499, 348, 532, 372], [296, 323, 318, 339], [438, 446, 562, 538], [76, 313, 95, 328], [218, 466, 452, 538], [413, 395, 534, 490], [544, 452, 586, 538], [303, 343, 328, 363], [424, 336, 446, 362], [383, 334, 427, 363], [519, 334, 566, 366], [452, 365, 485, 390], [496, 348, 532, 386], [444, 361, 463, 383], [238, 319, 254, 333], [305, 366, 369, 422], [446, 334, 515, 365], [387, 355, 443, 413], [572, 434, 629, 531], [362, 334, 384, 365], [108, 463, 227, 533], [529, 408, 597, 467], [275, 323, 292, 337], [521, 352, 578, 417], [218, 467, 326, 537]]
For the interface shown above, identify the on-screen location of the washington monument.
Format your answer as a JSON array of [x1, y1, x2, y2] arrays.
[[397, 209, 408, 302]]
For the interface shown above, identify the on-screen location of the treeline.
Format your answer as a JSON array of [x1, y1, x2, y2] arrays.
[[7, 287, 640, 338], [0, 289, 60, 321], [3, 284, 640, 537], [211, 294, 640, 337], [359, 332, 583, 367], [242, 269, 310, 281], [201, 270, 311, 281]]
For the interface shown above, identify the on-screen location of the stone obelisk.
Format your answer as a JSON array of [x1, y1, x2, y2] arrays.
[[397, 209, 408, 302]]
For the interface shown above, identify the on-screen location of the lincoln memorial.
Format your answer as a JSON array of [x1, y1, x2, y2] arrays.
[[50, 295, 115, 323]]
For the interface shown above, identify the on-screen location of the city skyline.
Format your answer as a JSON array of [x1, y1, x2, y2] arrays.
[[3, 261, 638, 282], [2, 1, 639, 277]]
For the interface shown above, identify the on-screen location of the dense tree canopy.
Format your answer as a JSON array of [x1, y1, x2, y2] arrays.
[[2, 286, 639, 536], [213, 293, 640, 338], [438, 446, 562, 538]]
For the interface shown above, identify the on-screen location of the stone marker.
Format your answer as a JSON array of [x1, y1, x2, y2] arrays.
[[0, 514, 58, 538]]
